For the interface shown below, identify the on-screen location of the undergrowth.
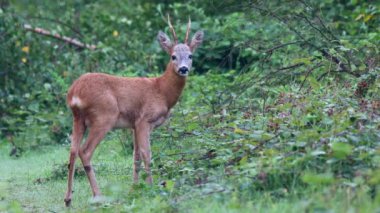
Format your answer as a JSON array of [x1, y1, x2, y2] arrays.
[[2, 72, 379, 212]]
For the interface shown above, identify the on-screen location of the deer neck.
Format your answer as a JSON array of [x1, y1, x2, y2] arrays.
[[157, 62, 186, 109]]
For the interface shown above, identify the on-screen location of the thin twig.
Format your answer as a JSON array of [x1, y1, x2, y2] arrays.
[[295, 13, 332, 42], [278, 63, 305, 71], [265, 41, 303, 53], [315, 13, 340, 42], [298, 62, 324, 91], [298, 0, 340, 42]]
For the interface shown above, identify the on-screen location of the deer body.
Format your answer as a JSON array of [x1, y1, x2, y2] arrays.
[[64, 18, 203, 207], [67, 63, 185, 130]]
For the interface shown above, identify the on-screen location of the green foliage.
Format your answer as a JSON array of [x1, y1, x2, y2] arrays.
[[0, 0, 379, 212]]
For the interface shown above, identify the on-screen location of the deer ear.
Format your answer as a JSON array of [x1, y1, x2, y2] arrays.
[[157, 31, 173, 54], [189, 31, 204, 52]]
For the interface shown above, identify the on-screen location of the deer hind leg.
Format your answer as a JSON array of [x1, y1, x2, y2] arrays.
[[134, 122, 153, 184], [64, 109, 86, 207], [78, 124, 111, 198]]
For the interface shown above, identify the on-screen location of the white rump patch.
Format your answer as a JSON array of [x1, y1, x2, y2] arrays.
[[70, 96, 83, 108]]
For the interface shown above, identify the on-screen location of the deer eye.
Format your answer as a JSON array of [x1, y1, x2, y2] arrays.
[[188, 55, 193, 59], [171, 55, 177, 60]]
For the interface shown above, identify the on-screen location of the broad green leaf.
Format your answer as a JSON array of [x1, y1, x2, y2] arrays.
[[234, 127, 249, 135], [239, 156, 248, 165], [331, 142, 353, 159], [308, 77, 320, 90], [302, 172, 335, 185], [291, 57, 313, 65], [166, 180, 175, 191]]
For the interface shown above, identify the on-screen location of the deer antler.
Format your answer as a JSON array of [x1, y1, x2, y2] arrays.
[[184, 17, 191, 44], [167, 14, 178, 44]]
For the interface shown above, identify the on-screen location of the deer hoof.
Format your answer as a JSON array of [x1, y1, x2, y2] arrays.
[[64, 198, 71, 207]]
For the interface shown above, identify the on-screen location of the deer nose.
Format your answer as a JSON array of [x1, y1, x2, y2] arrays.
[[179, 66, 189, 74], [178, 66, 189, 74]]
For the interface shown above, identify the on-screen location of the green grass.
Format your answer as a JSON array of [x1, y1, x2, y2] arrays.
[[1, 134, 379, 212]]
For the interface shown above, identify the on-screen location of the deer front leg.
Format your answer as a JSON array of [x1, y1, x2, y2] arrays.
[[132, 129, 141, 183], [134, 122, 153, 184]]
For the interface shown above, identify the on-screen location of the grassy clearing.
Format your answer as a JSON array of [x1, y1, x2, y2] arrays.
[[0, 129, 379, 212]]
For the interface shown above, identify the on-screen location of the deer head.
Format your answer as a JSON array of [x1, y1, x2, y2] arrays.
[[157, 16, 204, 77]]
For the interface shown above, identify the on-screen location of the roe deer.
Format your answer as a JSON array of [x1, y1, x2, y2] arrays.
[[64, 17, 203, 206]]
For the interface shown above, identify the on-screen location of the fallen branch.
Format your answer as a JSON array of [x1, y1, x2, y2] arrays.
[[23, 24, 96, 50]]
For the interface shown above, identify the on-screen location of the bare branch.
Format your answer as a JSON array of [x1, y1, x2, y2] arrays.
[[250, 3, 358, 77], [26, 16, 83, 38], [23, 24, 96, 50], [319, 49, 359, 76]]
